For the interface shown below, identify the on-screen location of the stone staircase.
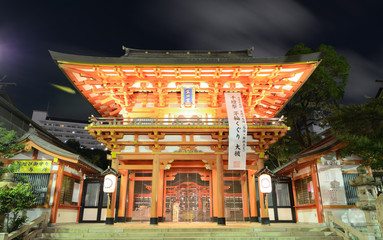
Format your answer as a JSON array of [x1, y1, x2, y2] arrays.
[[34, 224, 343, 240]]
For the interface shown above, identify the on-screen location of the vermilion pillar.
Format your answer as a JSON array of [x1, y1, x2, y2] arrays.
[[209, 173, 213, 220], [51, 163, 64, 223], [241, 172, 250, 221], [248, 170, 258, 222], [312, 163, 324, 223], [126, 172, 135, 222], [212, 168, 218, 222], [150, 154, 160, 225], [216, 154, 225, 225], [117, 170, 128, 222], [157, 170, 165, 222]]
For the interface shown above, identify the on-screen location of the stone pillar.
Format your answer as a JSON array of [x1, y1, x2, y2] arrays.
[[376, 194, 383, 237], [150, 154, 160, 225], [216, 154, 226, 225]]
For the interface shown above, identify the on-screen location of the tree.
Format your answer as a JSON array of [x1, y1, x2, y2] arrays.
[[0, 183, 36, 232], [326, 97, 383, 169], [0, 124, 24, 159], [0, 123, 35, 233], [65, 139, 109, 169], [267, 44, 350, 167]]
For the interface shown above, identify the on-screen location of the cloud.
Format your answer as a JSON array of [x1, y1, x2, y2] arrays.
[[150, 0, 320, 56], [340, 49, 383, 104]]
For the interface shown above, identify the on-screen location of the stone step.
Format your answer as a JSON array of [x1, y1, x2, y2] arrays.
[[35, 237, 343, 240], [39, 230, 336, 238], [36, 225, 343, 240], [44, 227, 330, 233]]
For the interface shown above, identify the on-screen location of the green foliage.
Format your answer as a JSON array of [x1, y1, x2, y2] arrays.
[[266, 135, 303, 168], [326, 97, 383, 169], [0, 183, 36, 233], [267, 43, 350, 169], [65, 139, 109, 169], [0, 124, 24, 159], [0, 162, 21, 177], [281, 43, 350, 148]]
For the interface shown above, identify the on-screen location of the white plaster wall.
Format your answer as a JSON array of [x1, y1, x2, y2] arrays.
[[158, 135, 182, 142], [246, 135, 259, 142], [121, 146, 135, 153], [139, 146, 152, 153], [64, 166, 81, 177], [246, 146, 255, 153], [56, 209, 78, 223], [162, 146, 180, 153], [195, 146, 214, 153], [138, 135, 154, 141], [194, 135, 213, 142], [118, 135, 135, 142], [296, 209, 318, 223], [185, 135, 190, 142]]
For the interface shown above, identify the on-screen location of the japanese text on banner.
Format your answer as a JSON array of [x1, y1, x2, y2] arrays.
[[225, 92, 247, 170]]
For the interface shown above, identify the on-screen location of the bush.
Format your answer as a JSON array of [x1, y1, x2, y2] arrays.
[[0, 183, 36, 233]]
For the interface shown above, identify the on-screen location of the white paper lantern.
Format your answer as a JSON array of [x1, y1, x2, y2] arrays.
[[103, 174, 117, 193], [259, 174, 272, 193]]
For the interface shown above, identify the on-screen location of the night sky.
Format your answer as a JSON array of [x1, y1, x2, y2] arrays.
[[0, 1, 382, 121]]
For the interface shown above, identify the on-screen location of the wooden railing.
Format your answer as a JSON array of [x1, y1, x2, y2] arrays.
[[89, 117, 285, 127], [0, 213, 49, 240], [326, 212, 373, 240]]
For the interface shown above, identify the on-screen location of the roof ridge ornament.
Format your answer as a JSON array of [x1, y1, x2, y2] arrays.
[[248, 46, 255, 56], [122, 45, 130, 56]]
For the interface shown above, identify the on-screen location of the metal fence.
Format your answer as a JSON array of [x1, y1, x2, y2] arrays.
[[342, 173, 359, 205], [14, 173, 50, 206]]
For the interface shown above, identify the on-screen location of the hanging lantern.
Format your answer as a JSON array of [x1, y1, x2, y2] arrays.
[[259, 174, 272, 193], [103, 174, 117, 193]]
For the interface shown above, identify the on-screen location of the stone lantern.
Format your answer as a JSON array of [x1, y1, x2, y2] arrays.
[[350, 165, 382, 239]]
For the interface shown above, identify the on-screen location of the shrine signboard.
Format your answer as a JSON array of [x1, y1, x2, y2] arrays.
[[13, 160, 52, 174]]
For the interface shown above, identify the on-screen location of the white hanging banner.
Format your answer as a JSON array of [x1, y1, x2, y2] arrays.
[[225, 92, 247, 170]]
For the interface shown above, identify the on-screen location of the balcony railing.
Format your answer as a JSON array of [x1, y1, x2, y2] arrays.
[[89, 117, 285, 127]]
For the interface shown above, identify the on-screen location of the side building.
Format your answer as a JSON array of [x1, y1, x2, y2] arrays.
[[32, 110, 104, 150], [0, 96, 102, 224]]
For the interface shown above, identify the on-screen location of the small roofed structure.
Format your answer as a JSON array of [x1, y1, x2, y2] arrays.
[[274, 134, 366, 226]]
